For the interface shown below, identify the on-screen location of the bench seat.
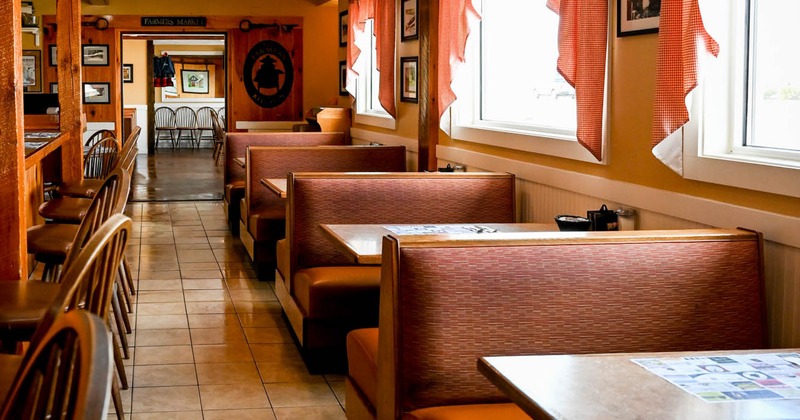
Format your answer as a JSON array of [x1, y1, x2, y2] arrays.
[[345, 229, 766, 419], [223, 132, 347, 234], [280, 172, 516, 372], [240, 145, 406, 278]]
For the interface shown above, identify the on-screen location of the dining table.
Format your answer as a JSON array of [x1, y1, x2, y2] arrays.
[[320, 223, 557, 265], [478, 350, 800, 420], [260, 177, 287, 199]]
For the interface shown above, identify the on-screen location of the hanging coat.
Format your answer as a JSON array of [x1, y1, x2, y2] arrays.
[[153, 54, 176, 87]]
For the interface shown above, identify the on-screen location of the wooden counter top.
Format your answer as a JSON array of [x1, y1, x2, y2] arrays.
[[24, 131, 67, 169]]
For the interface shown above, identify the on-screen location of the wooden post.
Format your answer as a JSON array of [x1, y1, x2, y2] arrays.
[[57, 0, 84, 183], [0, 1, 27, 279], [418, 0, 438, 172], [147, 40, 155, 154]]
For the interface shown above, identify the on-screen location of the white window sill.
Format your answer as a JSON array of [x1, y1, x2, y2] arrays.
[[354, 111, 396, 130], [451, 123, 604, 164]]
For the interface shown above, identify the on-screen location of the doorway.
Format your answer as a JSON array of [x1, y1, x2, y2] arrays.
[[121, 33, 226, 201]]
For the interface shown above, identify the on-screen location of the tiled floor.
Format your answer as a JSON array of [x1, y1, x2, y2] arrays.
[[117, 201, 347, 419]]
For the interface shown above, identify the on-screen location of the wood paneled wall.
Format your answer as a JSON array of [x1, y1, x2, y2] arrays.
[[42, 15, 304, 133]]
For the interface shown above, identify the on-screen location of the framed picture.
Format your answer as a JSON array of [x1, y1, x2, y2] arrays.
[[83, 82, 110, 104], [401, 0, 418, 41], [400, 56, 418, 103], [82, 44, 109, 66], [22, 50, 42, 92], [339, 60, 348, 96], [181, 69, 209, 94], [339, 11, 348, 47], [122, 64, 134, 83], [48, 44, 57, 67], [617, 0, 660, 37], [50, 82, 58, 94]]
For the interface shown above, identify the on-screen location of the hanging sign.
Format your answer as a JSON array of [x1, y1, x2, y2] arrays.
[[243, 40, 294, 108], [141, 17, 207, 27]]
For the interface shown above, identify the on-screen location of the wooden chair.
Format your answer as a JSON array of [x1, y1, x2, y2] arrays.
[[0, 214, 131, 420], [28, 166, 130, 282], [210, 109, 225, 165], [217, 106, 226, 130], [195, 106, 215, 147], [154, 107, 177, 149], [0, 311, 113, 420], [174, 106, 198, 148], [85, 129, 117, 150]]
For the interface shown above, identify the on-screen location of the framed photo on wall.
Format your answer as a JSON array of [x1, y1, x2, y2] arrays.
[[82, 44, 109, 66], [401, 0, 418, 41], [339, 61, 348, 96], [83, 82, 110, 104], [400, 56, 418, 103], [339, 11, 348, 47], [50, 83, 58, 94], [22, 50, 42, 92], [122, 64, 134, 83], [617, 0, 660, 37], [181, 69, 209, 94]]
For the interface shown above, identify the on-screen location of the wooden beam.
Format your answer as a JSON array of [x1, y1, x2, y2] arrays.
[[418, 0, 438, 171], [0, 0, 27, 279], [84, 0, 110, 5], [57, 0, 84, 184]]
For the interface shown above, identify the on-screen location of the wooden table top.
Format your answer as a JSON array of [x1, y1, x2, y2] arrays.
[[260, 178, 287, 199], [233, 157, 245, 168], [478, 350, 800, 420], [320, 223, 557, 265]]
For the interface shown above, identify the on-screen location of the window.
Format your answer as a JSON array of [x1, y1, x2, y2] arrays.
[[353, 19, 395, 129], [451, 0, 603, 163], [686, 0, 800, 198]]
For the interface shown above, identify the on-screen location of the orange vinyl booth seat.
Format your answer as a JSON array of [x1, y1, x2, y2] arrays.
[[345, 229, 767, 420], [277, 172, 517, 373], [240, 145, 407, 279], [223, 131, 347, 234]]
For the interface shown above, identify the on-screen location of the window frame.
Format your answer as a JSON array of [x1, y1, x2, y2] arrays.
[[684, 0, 800, 199], [352, 19, 396, 130], [448, 0, 609, 164]]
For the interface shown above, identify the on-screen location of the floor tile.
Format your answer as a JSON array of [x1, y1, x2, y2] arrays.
[[184, 289, 230, 302], [190, 327, 247, 345], [265, 382, 340, 407], [272, 406, 346, 420], [134, 364, 198, 387], [137, 302, 187, 316], [243, 327, 293, 344], [136, 314, 189, 330], [239, 313, 285, 328], [136, 290, 185, 303], [135, 345, 194, 365], [195, 362, 262, 385], [182, 279, 226, 290], [185, 301, 236, 314], [136, 329, 192, 346], [193, 343, 254, 363], [187, 314, 240, 329], [130, 411, 203, 420], [131, 386, 201, 413], [202, 409, 276, 420], [199, 384, 270, 410], [256, 360, 322, 383]]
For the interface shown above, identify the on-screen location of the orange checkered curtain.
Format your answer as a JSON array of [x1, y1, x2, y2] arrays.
[[651, 0, 718, 173], [547, 0, 608, 161], [437, 0, 481, 122], [346, 0, 397, 118]]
